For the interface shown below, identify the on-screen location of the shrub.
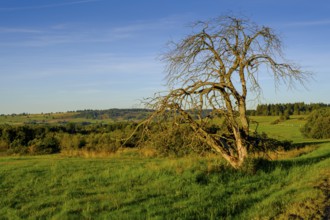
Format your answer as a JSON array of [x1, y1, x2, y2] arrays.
[[301, 108, 330, 139], [241, 157, 272, 174], [0, 139, 9, 152], [247, 132, 292, 153], [29, 136, 60, 154], [280, 112, 290, 121], [270, 119, 281, 125], [142, 124, 209, 157]]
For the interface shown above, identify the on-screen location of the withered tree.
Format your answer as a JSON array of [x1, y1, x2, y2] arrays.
[[136, 16, 309, 168]]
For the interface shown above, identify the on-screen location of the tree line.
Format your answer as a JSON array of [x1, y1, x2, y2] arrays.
[[73, 109, 153, 121], [301, 108, 330, 139], [0, 118, 294, 157], [0, 122, 138, 155], [248, 102, 330, 116], [1, 107, 328, 157]]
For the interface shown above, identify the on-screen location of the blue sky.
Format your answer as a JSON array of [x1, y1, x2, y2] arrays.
[[0, 0, 329, 114]]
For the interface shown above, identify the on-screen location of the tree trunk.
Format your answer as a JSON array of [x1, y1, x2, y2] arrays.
[[232, 126, 248, 166], [238, 99, 249, 136], [198, 128, 241, 168], [176, 105, 242, 168]]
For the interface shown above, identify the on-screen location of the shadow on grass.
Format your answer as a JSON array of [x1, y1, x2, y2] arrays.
[[254, 151, 330, 174], [292, 140, 330, 149], [248, 131, 330, 154]]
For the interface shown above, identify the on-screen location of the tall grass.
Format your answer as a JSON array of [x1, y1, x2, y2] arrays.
[[0, 115, 329, 219], [0, 142, 329, 219]]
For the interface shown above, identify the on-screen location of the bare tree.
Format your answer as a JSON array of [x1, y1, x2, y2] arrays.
[[134, 16, 309, 168]]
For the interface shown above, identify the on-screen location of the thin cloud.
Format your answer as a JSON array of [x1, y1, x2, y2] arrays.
[[1, 53, 162, 81], [0, 15, 186, 47], [0, 0, 101, 11], [0, 26, 117, 47], [284, 19, 330, 27], [0, 27, 42, 33], [112, 14, 189, 34]]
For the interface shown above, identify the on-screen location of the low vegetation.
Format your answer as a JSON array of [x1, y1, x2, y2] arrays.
[[250, 102, 330, 116], [0, 114, 329, 219], [0, 12, 328, 219], [0, 143, 328, 219], [301, 108, 330, 139], [0, 122, 137, 155]]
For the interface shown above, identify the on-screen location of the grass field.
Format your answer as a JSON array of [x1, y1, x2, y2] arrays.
[[250, 115, 309, 142], [0, 116, 329, 219]]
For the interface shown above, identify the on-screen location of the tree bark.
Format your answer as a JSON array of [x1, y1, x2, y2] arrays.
[[175, 105, 242, 168], [232, 126, 248, 166], [138, 15, 310, 169], [238, 99, 249, 136]]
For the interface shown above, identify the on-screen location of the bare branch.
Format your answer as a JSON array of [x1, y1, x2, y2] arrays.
[[133, 15, 312, 168]]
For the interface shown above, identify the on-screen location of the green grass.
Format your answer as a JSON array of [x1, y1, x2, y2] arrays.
[[251, 115, 320, 143], [0, 116, 329, 219], [0, 146, 329, 219]]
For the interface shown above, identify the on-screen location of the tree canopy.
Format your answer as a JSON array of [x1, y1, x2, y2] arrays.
[[301, 108, 330, 139], [136, 15, 310, 168]]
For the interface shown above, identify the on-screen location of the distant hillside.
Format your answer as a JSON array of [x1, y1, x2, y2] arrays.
[[73, 109, 154, 121], [75, 103, 330, 121], [2, 103, 330, 125], [0, 109, 154, 125]]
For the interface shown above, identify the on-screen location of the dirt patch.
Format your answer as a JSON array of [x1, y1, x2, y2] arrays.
[[274, 176, 330, 219], [318, 177, 330, 220]]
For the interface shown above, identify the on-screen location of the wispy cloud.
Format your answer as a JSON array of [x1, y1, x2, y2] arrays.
[[0, 15, 187, 47], [0, 26, 126, 47], [57, 88, 103, 95], [0, 0, 101, 11], [284, 19, 330, 27], [112, 15, 186, 34], [0, 27, 42, 34], [1, 52, 163, 80]]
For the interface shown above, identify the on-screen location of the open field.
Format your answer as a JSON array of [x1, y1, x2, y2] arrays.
[[250, 115, 311, 143], [0, 116, 329, 219]]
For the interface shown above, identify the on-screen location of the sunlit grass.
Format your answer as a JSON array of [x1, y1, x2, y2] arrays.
[[0, 116, 329, 219], [0, 142, 329, 219], [251, 115, 303, 140]]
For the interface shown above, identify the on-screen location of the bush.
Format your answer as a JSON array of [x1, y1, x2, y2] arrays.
[[0, 139, 9, 152], [280, 112, 290, 121], [270, 119, 281, 125], [0, 122, 138, 155], [241, 157, 273, 174], [142, 124, 209, 157], [29, 136, 60, 154], [301, 108, 330, 139], [247, 132, 292, 153]]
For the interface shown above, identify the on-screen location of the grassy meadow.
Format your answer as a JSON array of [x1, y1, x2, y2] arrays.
[[0, 115, 329, 219]]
